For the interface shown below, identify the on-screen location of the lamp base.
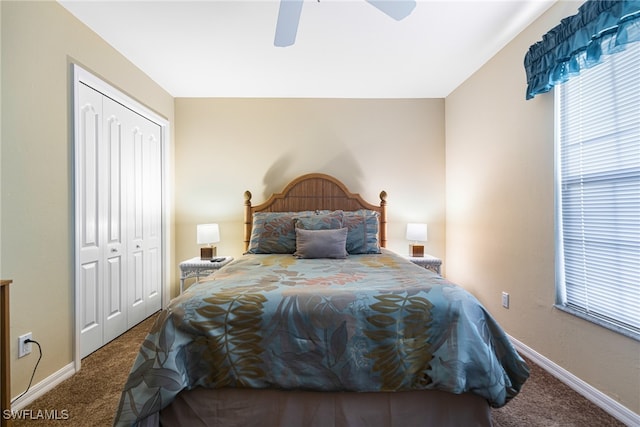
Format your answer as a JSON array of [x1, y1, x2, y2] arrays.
[[409, 244, 424, 257], [200, 246, 217, 260]]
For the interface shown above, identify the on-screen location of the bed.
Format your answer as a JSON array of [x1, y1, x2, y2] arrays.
[[114, 173, 529, 427]]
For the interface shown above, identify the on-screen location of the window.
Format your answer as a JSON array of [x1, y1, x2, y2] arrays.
[[556, 41, 640, 341]]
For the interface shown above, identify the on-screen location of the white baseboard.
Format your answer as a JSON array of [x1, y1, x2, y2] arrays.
[[509, 335, 639, 427], [10, 362, 76, 410]]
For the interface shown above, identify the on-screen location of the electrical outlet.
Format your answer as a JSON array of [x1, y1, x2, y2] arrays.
[[18, 333, 32, 358], [501, 292, 510, 309]]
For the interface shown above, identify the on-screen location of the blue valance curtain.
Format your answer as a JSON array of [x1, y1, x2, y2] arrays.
[[524, 0, 640, 100]]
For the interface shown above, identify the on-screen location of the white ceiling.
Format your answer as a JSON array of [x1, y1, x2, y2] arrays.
[[58, 0, 556, 98]]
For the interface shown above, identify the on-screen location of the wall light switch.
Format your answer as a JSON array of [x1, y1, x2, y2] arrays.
[[501, 292, 510, 309]]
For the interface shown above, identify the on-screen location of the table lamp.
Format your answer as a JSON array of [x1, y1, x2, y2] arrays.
[[197, 223, 220, 260], [406, 223, 427, 257]]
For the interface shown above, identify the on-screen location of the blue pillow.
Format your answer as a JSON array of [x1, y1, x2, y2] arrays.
[[246, 211, 314, 254], [295, 210, 344, 230], [343, 210, 381, 254]]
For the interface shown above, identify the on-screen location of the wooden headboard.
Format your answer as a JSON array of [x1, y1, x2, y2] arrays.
[[244, 173, 387, 251]]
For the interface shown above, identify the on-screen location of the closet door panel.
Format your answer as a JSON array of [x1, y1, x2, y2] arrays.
[[102, 97, 128, 342], [105, 114, 123, 246], [145, 247, 161, 316], [105, 255, 125, 343], [126, 118, 147, 326], [77, 86, 101, 271], [77, 84, 104, 358], [143, 122, 163, 315], [132, 127, 144, 243], [125, 111, 163, 325], [128, 249, 146, 325], [80, 262, 102, 358]]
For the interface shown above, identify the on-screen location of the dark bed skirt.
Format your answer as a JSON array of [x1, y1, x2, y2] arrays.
[[147, 387, 492, 427]]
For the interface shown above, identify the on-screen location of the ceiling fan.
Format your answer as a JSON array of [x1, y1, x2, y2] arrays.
[[274, 0, 417, 47]]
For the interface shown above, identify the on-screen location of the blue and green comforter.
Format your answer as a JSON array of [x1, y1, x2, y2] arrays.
[[114, 250, 529, 426]]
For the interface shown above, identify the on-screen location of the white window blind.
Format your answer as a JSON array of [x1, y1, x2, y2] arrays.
[[556, 42, 640, 340]]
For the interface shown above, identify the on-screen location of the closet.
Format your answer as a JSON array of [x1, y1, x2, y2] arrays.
[[74, 67, 165, 358]]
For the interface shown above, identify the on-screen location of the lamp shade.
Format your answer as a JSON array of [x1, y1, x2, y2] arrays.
[[197, 223, 220, 245], [406, 223, 428, 242]]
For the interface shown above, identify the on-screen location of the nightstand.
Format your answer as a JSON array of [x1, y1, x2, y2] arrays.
[[407, 254, 442, 275], [179, 256, 233, 293]]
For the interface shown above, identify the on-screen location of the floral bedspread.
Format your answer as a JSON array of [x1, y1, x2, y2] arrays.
[[114, 250, 529, 426]]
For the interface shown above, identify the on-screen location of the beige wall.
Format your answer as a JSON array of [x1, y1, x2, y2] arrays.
[[445, 1, 640, 414], [0, 1, 174, 398], [174, 98, 446, 265]]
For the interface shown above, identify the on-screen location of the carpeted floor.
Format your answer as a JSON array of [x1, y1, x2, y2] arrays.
[[491, 359, 625, 427], [13, 312, 626, 426], [13, 314, 158, 427]]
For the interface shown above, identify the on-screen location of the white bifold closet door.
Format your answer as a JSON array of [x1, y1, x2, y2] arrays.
[[123, 95, 163, 328], [77, 82, 162, 358]]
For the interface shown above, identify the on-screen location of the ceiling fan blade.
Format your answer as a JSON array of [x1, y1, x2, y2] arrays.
[[274, 0, 304, 47], [366, 0, 416, 21]]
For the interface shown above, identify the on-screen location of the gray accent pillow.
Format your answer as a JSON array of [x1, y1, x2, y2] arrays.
[[294, 227, 348, 259]]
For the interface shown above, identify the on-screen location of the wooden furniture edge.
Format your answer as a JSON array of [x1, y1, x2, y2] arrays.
[[1, 279, 13, 427], [243, 173, 387, 251]]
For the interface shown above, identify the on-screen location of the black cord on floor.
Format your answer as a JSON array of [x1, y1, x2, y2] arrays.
[[11, 339, 42, 404]]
